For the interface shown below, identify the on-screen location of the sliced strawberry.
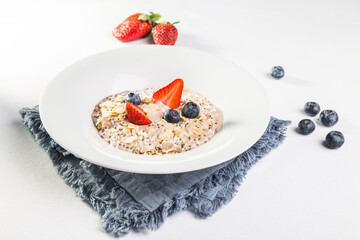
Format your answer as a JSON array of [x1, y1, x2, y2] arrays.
[[125, 102, 152, 125], [151, 78, 184, 109]]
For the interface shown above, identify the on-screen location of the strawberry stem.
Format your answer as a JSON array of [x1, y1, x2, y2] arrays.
[[138, 12, 162, 26], [154, 21, 180, 27]]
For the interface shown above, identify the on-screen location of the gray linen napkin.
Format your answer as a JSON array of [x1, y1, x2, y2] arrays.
[[20, 106, 290, 237]]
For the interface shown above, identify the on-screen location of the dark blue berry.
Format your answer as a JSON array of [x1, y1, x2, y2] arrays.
[[270, 66, 285, 79], [304, 102, 320, 117], [125, 93, 141, 106], [163, 109, 180, 123], [182, 102, 200, 118], [297, 119, 315, 135], [325, 131, 344, 149], [319, 110, 338, 127]]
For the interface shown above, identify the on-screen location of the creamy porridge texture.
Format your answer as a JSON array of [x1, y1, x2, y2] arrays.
[[91, 79, 223, 155]]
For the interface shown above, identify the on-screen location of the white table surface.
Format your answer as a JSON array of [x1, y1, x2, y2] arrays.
[[1, 0, 360, 239]]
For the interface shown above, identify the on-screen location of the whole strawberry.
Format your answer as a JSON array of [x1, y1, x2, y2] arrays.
[[112, 12, 161, 42], [152, 22, 179, 45]]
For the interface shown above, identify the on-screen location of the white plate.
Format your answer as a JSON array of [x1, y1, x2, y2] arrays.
[[40, 46, 270, 174]]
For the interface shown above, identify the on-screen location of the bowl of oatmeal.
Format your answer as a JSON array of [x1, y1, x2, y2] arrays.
[[39, 46, 270, 174]]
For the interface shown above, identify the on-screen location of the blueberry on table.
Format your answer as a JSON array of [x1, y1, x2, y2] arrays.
[[297, 119, 316, 135], [163, 109, 180, 123], [319, 110, 338, 127], [125, 93, 141, 106], [304, 102, 320, 117], [182, 102, 200, 118], [325, 131, 344, 149], [270, 66, 285, 79]]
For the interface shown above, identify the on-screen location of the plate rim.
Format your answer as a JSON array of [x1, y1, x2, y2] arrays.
[[39, 45, 271, 174]]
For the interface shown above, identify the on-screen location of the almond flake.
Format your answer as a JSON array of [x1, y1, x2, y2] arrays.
[[142, 98, 151, 104], [122, 127, 131, 134], [100, 101, 116, 108], [174, 129, 183, 137], [164, 128, 174, 139], [113, 105, 125, 114], [181, 136, 189, 143], [161, 140, 173, 150], [192, 127, 201, 135], [162, 148, 175, 153], [100, 108, 111, 117], [143, 103, 158, 111], [114, 96, 125, 102], [121, 136, 137, 144]]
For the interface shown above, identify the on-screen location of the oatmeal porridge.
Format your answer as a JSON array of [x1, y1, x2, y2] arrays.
[[91, 79, 223, 155]]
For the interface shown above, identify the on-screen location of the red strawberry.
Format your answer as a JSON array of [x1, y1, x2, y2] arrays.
[[152, 22, 179, 45], [112, 12, 161, 42], [151, 78, 184, 109], [125, 102, 152, 125]]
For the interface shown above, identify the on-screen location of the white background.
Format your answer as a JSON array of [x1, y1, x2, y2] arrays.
[[1, 0, 360, 239]]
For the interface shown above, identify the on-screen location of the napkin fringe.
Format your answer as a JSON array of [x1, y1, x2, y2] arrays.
[[20, 107, 290, 237], [100, 118, 290, 236], [19, 107, 115, 215]]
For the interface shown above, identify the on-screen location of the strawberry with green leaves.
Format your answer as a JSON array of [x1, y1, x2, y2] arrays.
[[152, 22, 179, 45], [112, 12, 161, 42]]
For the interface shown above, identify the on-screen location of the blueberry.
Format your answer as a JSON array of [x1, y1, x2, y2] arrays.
[[297, 119, 316, 135], [304, 102, 320, 117], [163, 109, 180, 123], [325, 131, 344, 149], [319, 110, 338, 127], [182, 102, 200, 118], [125, 93, 141, 106], [270, 66, 285, 79]]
